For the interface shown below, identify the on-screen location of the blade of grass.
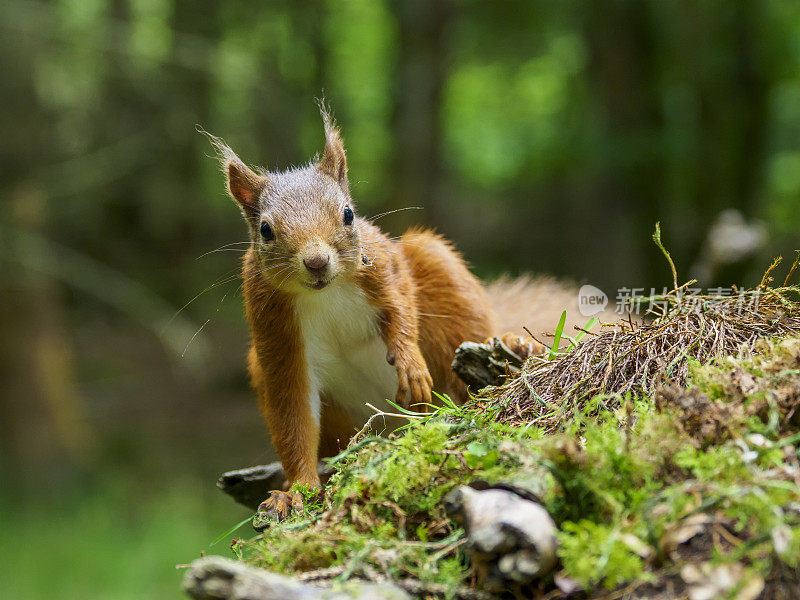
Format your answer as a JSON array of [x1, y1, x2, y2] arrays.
[[652, 222, 678, 291], [550, 310, 567, 360], [209, 514, 254, 547], [384, 398, 430, 417], [573, 317, 599, 345], [432, 390, 456, 408]]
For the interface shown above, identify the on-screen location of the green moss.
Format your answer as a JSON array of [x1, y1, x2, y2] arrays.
[[232, 339, 800, 596], [558, 520, 649, 589]]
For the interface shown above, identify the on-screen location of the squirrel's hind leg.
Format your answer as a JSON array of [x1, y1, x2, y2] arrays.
[[256, 490, 304, 526]]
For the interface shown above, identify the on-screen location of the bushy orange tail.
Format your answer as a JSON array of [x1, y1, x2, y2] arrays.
[[486, 275, 619, 343]]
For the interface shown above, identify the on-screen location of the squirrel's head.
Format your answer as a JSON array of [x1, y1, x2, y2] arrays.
[[211, 107, 361, 293]]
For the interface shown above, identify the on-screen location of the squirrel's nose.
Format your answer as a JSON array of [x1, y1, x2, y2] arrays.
[[303, 253, 330, 275]]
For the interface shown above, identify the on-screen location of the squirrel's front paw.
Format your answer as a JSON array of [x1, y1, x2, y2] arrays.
[[253, 490, 303, 530], [395, 354, 433, 408]]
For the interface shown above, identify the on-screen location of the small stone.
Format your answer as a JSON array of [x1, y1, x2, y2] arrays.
[[444, 485, 558, 590]]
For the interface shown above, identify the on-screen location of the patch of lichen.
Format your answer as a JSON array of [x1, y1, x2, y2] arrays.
[[236, 339, 800, 597]]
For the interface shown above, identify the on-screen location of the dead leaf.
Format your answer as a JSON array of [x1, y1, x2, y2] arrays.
[[681, 561, 762, 600], [772, 524, 791, 556], [660, 513, 712, 554], [553, 572, 582, 595], [620, 533, 655, 560]]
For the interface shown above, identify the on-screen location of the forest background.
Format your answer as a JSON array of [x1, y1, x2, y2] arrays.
[[2, 1, 800, 597]]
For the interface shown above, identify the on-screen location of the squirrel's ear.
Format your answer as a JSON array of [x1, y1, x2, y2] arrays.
[[225, 157, 267, 212], [201, 129, 267, 213], [318, 107, 349, 193]]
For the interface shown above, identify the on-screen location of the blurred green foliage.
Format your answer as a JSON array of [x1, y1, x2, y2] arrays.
[[4, 0, 800, 299], [1, 0, 800, 597], [0, 478, 249, 599]]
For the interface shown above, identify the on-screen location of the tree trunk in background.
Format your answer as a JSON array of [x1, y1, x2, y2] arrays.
[[680, 0, 768, 286], [729, 1, 767, 218], [583, 1, 664, 290], [0, 185, 94, 486], [389, 0, 450, 233]]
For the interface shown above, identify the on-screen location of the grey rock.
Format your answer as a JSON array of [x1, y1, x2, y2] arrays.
[[451, 339, 523, 390], [183, 556, 411, 600], [468, 472, 549, 504], [217, 462, 333, 510], [445, 485, 558, 591], [217, 464, 287, 511]]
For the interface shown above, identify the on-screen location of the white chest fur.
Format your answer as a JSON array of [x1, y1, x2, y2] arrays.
[[294, 283, 398, 427]]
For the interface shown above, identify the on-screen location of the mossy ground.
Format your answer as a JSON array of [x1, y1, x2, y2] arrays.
[[230, 337, 800, 598]]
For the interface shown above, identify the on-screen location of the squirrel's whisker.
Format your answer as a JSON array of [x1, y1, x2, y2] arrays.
[[367, 206, 423, 222], [170, 271, 241, 320], [263, 269, 295, 306], [195, 241, 254, 260]]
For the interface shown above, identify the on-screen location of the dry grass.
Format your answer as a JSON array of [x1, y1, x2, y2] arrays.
[[477, 254, 800, 431]]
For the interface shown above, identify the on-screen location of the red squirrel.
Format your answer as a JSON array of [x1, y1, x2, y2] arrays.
[[211, 108, 542, 518]]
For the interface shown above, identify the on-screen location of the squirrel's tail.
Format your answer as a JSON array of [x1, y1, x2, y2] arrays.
[[486, 274, 619, 342]]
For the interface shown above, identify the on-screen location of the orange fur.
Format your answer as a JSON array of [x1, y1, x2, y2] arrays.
[[241, 222, 497, 491], [394, 227, 497, 400], [244, 268, 320, 487]]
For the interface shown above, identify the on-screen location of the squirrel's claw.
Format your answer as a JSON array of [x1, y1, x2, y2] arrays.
[[395, 355, 433, 409], [254, 490, 304, 530]]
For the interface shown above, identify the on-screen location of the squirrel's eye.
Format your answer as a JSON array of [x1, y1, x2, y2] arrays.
[[260, 221, 274, 241], [343, 206, 354, 226]]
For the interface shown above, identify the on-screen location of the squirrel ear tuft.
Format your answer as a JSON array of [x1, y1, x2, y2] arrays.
[[225, 158, 266, 212], [318, 105, 349, 193], [200, 128, 267, 213]]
